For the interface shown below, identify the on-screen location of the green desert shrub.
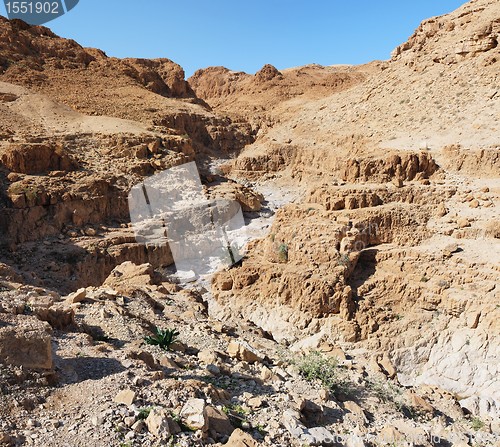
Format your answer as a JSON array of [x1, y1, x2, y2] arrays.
[[277, 243, 289, 262], [294, 351, 341, 391], [144, 327, 179, 351]]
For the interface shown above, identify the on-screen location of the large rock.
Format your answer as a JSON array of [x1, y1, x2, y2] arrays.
[[209, 182, 264, 212], [0, 314, 53, 369], [64, 288, 87, 305], [179, 398, 208, 431], [227, 341, 262, 363], [412, 324, 500, 418], [114, 389, 136, 406], [103, 262, 158, 295], [206, 406, 234, 438], [226, 428, 259, 446], [145, 408, 172, 439]]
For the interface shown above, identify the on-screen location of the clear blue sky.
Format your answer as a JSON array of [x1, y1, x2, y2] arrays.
[[0, 0, 467, 77]]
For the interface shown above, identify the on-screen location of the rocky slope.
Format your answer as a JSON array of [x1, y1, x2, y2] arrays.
[[0, 0, 499, 446], [1, 261, 498, 447], [190, 0, 499, 182]]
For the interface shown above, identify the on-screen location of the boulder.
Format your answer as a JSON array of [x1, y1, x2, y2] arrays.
[[378, 354, 397, 379], [114, 389, 136, 406], [103, 262, 158, 295], [227, 341, 263, 364], [198, 349, 220, 365], [180, 398, 208, 431], [206, 406, 234, 438], [226, 428, 259, 446], [145, 408, 171, 439], [299, 399, 324, 425], [34, 304, 75, 330], [64, 288, 87, 305]]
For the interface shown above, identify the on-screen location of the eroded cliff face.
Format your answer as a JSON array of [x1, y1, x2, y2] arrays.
[[0, 20, 262, 293]]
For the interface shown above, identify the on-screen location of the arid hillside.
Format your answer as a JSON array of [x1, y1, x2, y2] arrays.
[[191, 0, 499, 181]]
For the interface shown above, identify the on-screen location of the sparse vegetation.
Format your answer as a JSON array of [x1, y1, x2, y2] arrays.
[[144, 327, 179, 351], [366, 378, 402, 404], [23, 303, 32, 314], [470, 416, 484, 431], [277, 243, 289, 262], [9, 184, 40, 202], [170, 410, 196, 432], [137, 406, 153, 420], [366, 378, 421, 419], [0, 3, 498, 446], [337, 253, 350, 268], [294, 351, 343, 392], [254, 423, 268, 436], [223, 403, 250, 429], [223, 403, 248, 417]]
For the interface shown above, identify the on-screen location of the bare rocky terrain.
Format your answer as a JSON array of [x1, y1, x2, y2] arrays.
[[0, 0, 499, 446]]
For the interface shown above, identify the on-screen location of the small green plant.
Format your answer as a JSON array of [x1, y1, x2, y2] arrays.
[[23, 304, 32, 314], [366, 378, 403, 405], [170, 411, 196, 432], [137, 406, 153, 420], [25, 187, 39, 203], [144, 327, 179, 351], [222, 403, 248, 418], [365, 378, 420, 418], [166, 437, 180, 447], [223, 403, 249, 429], [254, 423, 268, 436], [277, 243, 289, 262], [294, 351, 341, 391], [420, 275, 429, 282], [337, 253, 351, 268], [470, 416, 484, 431]]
